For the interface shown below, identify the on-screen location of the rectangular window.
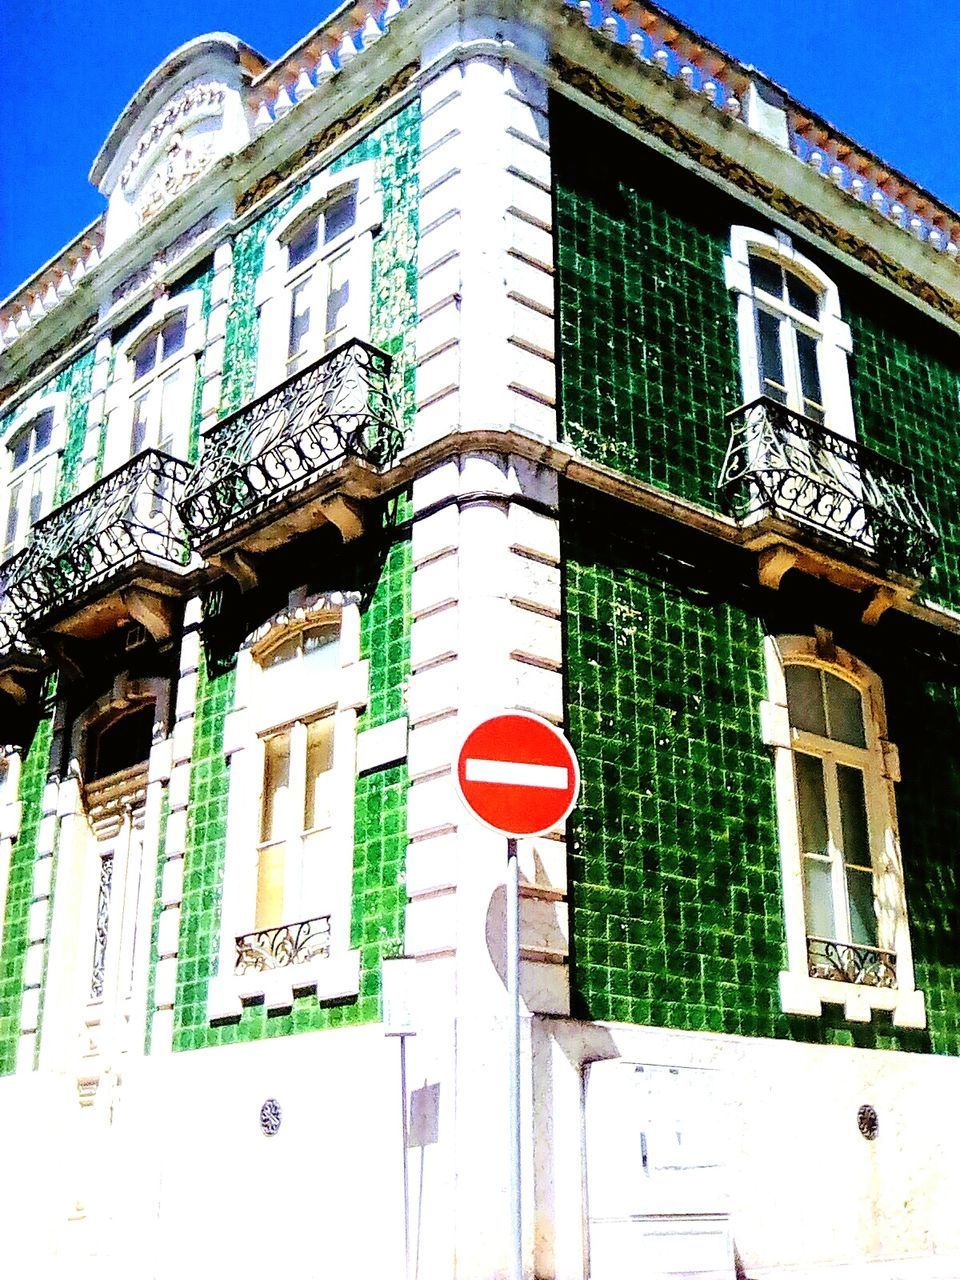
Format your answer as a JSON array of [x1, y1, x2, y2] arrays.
[[255, 711, 336, 931], [288, 278, 312, 371], [324, 251, 351, 352]]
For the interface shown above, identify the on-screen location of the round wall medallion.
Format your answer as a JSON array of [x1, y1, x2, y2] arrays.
[[857, 1104, 879, 1140], [260, 1098, 282, 1136]]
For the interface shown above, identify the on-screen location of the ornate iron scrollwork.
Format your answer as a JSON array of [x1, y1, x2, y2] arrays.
[[718, 397, 939, 580], [8, 450, 192, 628], [0, 551, 39, 661], [260, 1098, 282, 1136], [235, 914, 332, 974], [807, 936, 898, 988], [90, 853, 114, 1000], [857, 1104, 879, 1140], [178, 339, 402, 547]]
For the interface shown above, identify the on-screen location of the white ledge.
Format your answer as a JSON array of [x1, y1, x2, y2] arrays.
[[207, 947, 362, 1020]]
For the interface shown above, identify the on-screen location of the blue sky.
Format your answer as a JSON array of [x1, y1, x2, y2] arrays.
[[2, 0, 958, 300]]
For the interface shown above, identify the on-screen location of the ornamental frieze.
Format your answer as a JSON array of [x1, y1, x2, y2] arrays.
[[551, 54, 960, 329], [121, 82, 226, 191], [138, 134, 217, 225]]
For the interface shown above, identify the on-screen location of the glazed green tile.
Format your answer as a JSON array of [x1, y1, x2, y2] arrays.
[[563, 484, 960, 1056], [0, 718, 53, 1075]]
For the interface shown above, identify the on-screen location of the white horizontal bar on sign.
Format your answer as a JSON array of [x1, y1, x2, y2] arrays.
[[465, 759, 568, 789]]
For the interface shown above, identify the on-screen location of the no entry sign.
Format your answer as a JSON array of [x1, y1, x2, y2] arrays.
[[455, 711, 580, 837]]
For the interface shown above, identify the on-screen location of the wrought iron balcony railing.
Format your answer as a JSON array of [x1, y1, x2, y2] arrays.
[[0, 552, 39, 663], [178, 339, 402, 549], [718, 398, 939, 581], [235, 915, 332, 974], [807, 936, 897, 989], [9, 450, 192, 628]]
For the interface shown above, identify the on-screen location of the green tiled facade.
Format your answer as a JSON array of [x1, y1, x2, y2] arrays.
[[557, 97, 960, 1056], [173, 534, 411, 1050], [553, 95, 960, 613], [172, 103, 418, 1051], [0, 717, 53, 1074]]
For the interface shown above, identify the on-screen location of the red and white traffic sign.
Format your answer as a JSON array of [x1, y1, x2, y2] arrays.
[[454, 711, 580, 837]]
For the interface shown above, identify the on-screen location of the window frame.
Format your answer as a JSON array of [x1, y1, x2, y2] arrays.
[[254, 161, 381, 395], [725, 227, 856, 441], [0, 392, 70, 563], [209, 595, 370, 1020], [762, 635, 925, 1027], [99, 290, 205, 481]]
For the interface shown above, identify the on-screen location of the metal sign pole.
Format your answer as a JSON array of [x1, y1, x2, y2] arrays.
[[506, 835, 522, 1280]]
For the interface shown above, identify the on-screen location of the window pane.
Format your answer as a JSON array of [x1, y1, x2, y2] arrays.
[[159, 366, 186, 442], [161, 312, 187, 361], [4, 481, 21, 556], [796, 330, 823, 416], [131, 395, 149, 456], [304, 716, 335, 831], [28, 469, 44, 526], [785, 665, 828, 737], [846, 867, 877, 946], [324, 192, 357, 243], [288, 278, 312, 361], [133, 332, 158, 381], [32, 409, 54, 453], [788, 272, 819, 319], [261, 732, 291, 843], [837, 764, 870, 868], [288, 219, 319, 269], [803, 856, 836, 940], [796, 753, 828, 855], [256, 842, 287, 930], [756, 309, 786, 401], [824, 674, 865, 747], [749, 255, 782, 299], [10, 431, 30, 472], [262, 633, 302, 668], [302, 624, 340, 674], [324, 252, 350, 351]]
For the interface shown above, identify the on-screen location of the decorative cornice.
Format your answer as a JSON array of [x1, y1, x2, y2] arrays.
[[237, 60, 419, 217], [121, 82, 226, 192], [247, 0, 408, 134], [552, 54, 960, 327], [571, 0, 960, 259], [0, 314, 98, 411], [0, 226, 104, 356]]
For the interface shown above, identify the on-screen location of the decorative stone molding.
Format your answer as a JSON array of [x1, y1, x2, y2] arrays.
[[121, 83, 226, 192]]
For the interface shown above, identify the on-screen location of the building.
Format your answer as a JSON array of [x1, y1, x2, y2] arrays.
[[1, 0, 960, 1275]]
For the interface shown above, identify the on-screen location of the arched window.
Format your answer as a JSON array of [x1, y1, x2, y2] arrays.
[[254, 163, 380, 393], [209, 596, 371, 1020], [1, 394, 68, 561], [127, 309, 190, 458], [103, 291, 203, 476], [86, 701, 156, 781], [762, 636, 924, 1027], [726, 228, 855, 439], [253, 620, 341, 931]]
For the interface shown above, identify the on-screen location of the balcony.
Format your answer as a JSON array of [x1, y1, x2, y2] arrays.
[[10, 450, 193, 644], [178, 340, 402, 584], [719, 398, 939, 618], [235, 914, 332, 974], [807, 937, 897, 989], [0, 553, 45, 702]]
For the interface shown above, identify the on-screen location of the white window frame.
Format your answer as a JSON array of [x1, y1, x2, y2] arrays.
[[208, 593, 370, 1020], [254, 161, 381, 395], [725, 227, 856, 440], [762, 635, 925, 1027], [1, 391, 70, 563], [100, 289, 205, 480]]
